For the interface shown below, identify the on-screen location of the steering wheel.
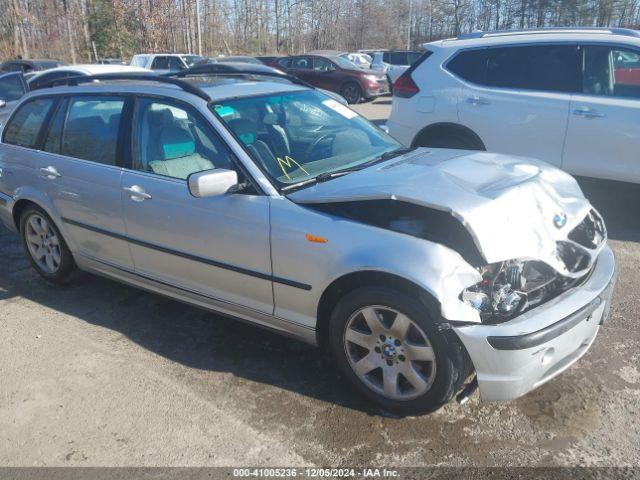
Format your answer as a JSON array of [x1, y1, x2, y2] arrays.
[[304, 133, 336, 161]]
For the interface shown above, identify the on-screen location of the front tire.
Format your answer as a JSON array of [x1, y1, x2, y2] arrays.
[[341, 82, 363, 104], [20, 206, 76, 284], [329, 287, 464, 416]]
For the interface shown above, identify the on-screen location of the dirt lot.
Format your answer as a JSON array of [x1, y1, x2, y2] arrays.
[[1, 99, 639, 467]]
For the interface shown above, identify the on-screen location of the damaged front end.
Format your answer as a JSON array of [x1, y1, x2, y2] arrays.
[[308, 196, 607, 325], [460, 209, 607, 324]]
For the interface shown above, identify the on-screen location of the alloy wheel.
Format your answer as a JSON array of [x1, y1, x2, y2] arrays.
[[343, 305, 437, 400], [24, 213, 62, 274], [342, 85, 361, 104]]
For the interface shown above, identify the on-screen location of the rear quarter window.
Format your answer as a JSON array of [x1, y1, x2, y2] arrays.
[[447, 45, 580, 93], [3, 97, 55, 148]]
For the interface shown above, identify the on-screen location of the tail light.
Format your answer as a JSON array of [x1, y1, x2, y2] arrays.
[[392, 50, 432, 99], [393, 73, 420, 98]]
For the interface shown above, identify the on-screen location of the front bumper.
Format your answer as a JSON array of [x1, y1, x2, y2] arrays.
[[365, 84, 389, 98], [453, 245, 616, 401]]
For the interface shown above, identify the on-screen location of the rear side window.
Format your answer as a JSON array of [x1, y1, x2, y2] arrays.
[[388, 52, 408, 65], [448, 45, 580, 93], [3, 97, 54, 148], [277, 58, 291, 68], [58, 96, 125, 165], [407, 52, 423, 65]]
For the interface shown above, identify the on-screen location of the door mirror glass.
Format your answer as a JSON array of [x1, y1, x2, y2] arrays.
[[188, 169, 238, 198]]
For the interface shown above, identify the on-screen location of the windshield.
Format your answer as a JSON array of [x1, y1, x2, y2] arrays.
[[332, 56, 360, 70], [182, 55, 204, 67], [211, 90, 401, 189]]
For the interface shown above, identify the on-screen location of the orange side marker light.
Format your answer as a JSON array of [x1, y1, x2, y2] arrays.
[[306, 233, 328, 244]]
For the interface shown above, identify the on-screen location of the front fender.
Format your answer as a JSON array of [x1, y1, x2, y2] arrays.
[[269, 197, 482, 329]]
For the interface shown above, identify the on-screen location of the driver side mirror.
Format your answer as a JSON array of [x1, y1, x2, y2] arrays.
[[188, 169, 238, 198], [0, 99, 6, 109]]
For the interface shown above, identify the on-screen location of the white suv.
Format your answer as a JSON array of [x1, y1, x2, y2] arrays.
[[388, 28, 640, 184]]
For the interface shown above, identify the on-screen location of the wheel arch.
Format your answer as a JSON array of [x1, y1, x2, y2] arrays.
[[315, 270, 442, 349], [12, 197, 51, 230], [411, 122, 485, 150]]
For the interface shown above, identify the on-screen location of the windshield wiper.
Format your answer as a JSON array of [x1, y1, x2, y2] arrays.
[[281, 170, 353, 193], [359, 147, 416, 168], [281, 148, 416, 193]]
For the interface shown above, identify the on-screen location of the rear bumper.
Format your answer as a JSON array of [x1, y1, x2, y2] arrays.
[[453, 245, 616, 401]]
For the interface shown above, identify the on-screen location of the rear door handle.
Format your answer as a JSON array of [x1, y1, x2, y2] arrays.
[[123, 185, 152, 201], [466, 96, 490, 106], [40, 166, 61, 179], [573, 108, 604, 119]]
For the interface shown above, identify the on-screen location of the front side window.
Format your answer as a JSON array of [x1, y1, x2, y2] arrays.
[[3, 97, 54, 148], [448, 45, 580, 93], [583, 46, 640, 98], [314, 57, 335, 72], [151, 57, 170, 70], [132, 98, 233, 180], [168, 57, 185, 71], [59, 96, 125, 165], [0, 73, 26, 102], [292, 57, 312, 69], [182, 55, 204, 67], [212, 90, 401, 189]]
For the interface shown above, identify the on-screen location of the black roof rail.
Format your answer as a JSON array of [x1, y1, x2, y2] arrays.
[[166, 62, 314, 89], [40, 72, 211, 101], [457, 27, 640, 40]]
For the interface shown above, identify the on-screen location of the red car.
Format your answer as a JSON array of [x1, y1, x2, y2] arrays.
[[274, 54, 389, 104]]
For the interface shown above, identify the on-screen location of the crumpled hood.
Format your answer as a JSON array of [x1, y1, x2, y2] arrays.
[[288, 148, 595, 271]]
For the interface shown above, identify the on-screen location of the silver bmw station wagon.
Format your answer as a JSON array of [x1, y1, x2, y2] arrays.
[[0, 68, 616, 415]]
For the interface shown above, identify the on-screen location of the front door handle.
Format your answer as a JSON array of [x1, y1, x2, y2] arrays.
[[466, 96, 490, 106], [40, 166, 61, 179], [123, 185, 152, 202], [573, 108, 604, 119]]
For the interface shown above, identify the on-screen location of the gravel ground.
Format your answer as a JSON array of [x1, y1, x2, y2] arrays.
[[0, 98, 639, 467]]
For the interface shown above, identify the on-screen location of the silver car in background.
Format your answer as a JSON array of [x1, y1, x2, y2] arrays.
[[0, 71, 615, 415]]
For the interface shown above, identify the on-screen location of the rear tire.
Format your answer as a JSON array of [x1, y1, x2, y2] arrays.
[[341, 82, 363, 104], [414, 126, 485, 150], [329, 286, 464, 416], [20, 206, 76, 284]]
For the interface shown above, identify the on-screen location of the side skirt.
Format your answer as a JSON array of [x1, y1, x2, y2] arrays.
[[75, 254, 318, 346]]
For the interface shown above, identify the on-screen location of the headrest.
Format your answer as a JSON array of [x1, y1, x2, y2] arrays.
[[227, 118, 257, 145], [149, 108, 174, 126], [159, 125, 195, 160]]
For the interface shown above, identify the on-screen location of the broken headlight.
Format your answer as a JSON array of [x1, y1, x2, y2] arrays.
[[460, 259, 560, 323]]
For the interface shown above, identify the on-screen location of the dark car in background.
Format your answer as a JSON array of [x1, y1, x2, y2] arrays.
[[275, 54, 388, 103], [256, 55, 284, 65], [0, 59, 67, 74]]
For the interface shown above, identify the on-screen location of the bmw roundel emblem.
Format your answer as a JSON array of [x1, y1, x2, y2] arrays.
[[553, 212, 567, 229]]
